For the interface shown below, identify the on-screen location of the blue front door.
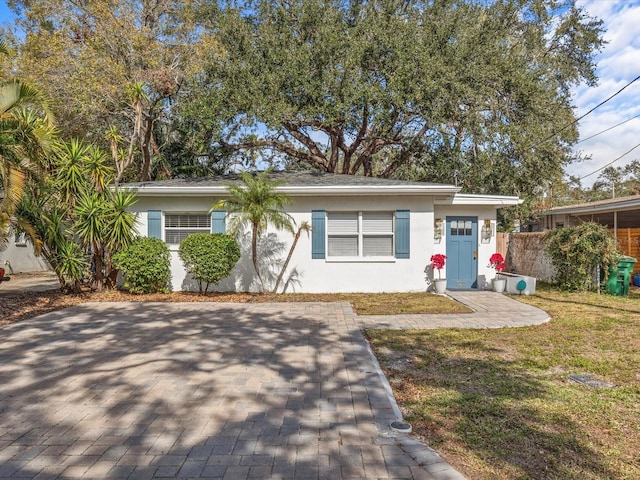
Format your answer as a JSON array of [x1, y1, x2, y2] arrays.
[[446, 216, 478, 289]]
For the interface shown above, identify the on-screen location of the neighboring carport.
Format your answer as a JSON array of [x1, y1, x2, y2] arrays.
[[543, 195, 640, 272]]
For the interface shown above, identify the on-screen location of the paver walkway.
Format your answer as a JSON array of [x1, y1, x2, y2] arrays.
[[358, 290, 550, 330], [0, 272, 59, 295], [0, 293, 548, 479]]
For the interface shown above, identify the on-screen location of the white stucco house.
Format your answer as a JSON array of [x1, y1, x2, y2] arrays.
[[123, 171, 520, 293], [0, 233, 50, 274]]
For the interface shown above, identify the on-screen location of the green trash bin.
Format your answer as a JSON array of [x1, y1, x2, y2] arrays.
[[605, 256, 637, 296], [618, 256, 637, 295]]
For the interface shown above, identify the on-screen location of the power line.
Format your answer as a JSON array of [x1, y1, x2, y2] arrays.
[[531, 74, 640, 149], [579, 141, 640, 180], [576, 113, 640, 145]]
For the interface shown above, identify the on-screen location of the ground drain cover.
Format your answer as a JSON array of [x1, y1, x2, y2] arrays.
[[390, 421, 412, 433], [568, 374, 615, 389]]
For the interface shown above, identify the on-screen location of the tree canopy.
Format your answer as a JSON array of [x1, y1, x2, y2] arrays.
[[181, 0, 603, 202], [3, 0, 606, 212], [5, 0, 219, 181]]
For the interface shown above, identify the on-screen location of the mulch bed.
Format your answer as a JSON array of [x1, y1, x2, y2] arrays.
[[0, 289, 343, 327]]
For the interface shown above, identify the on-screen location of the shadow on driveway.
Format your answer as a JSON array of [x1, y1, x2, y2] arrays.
[[0, 302, 451, 479]]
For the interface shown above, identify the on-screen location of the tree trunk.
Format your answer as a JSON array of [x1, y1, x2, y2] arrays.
[[251, 221, 265, 292], [92, 243, 104, 291], [272, 227, 302, 294], [138, 114, 154, 181], [104, 250, 117, 289]]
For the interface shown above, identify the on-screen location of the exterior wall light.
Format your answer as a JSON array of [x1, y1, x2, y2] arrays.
[[481, 219, 493, 243], [434, 218, 444, 242]]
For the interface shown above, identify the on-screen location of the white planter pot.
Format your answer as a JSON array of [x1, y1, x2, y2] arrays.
[[434, 279, 447, 294], [493, 278, 506, 293]]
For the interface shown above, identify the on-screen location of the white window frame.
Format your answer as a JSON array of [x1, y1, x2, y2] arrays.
[[326, 211, 395, 262], [164, 212, 211, 245]]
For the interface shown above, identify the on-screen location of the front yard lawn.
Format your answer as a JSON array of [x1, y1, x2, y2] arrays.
[[366, 285, 640, 480]]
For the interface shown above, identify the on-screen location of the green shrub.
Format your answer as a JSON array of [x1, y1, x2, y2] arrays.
[[112, 236, 171, 294], [179, 233, 241, 294], [544, 222, 618, 291]]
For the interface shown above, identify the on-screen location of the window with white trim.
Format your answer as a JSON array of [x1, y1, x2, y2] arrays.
[[164, 213, 210, 244], [327, 212, 394, 257]]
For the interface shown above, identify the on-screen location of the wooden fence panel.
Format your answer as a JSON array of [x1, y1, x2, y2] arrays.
[[611, 228, 640, 273], [496, 232, 509, 259]]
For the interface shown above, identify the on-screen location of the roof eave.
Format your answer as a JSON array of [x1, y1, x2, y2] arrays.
[[436, 194, 522, 206], [549, 198, 640, 215]]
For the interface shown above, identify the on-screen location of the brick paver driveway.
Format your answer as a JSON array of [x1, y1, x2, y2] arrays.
[[0, 302, 460, 479]]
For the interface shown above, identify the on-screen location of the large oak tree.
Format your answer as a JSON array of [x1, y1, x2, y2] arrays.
[[182, 0, 603, 201]]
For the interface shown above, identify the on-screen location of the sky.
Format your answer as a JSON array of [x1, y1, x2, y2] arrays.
[[1, 0, 639, 188], [569, 0, 640, 186]]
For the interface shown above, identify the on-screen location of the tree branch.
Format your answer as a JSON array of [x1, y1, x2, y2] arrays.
[[381, 122, 431, 178], [220, 137, 327, 169], [283, 121, 328, 164]]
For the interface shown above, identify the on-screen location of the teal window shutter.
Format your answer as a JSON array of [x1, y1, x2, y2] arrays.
[[211, 210, 226, 234], [311, 210, 325, 259], [395, 210, 410, 258], [148, 210, 161, 239]]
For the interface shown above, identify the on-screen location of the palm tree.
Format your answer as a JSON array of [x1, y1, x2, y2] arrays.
[[83, 144, 115, 193], [0, 38, 9, 58], [54, 139, 91, 203], [17, 191, 86, 293], [124, 82, 152, 182], [103, 188, 137, 286], [16, 135, 137, 291], [105, 125, 123, 175], [0, 39, 55, 247], [212, 170, 294, 291], [71, 142, 137, 290]]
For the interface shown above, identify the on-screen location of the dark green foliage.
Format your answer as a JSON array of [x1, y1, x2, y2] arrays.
[[16, 139, 137, 292], [178, 233, 241, 294], [183, 0, 603, 206], [112, 236, 171, 294], [51, 237, 88, 293], [545, 222, 618, 291]]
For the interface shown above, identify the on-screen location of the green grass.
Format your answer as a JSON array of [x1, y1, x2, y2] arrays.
[[269, 291, 471, 315], [366, 286, 640, 480]]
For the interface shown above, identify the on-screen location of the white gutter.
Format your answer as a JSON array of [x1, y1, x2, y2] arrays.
[[436, 193, 522, 206]]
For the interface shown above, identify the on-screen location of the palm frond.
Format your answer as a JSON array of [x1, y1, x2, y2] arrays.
[[0, 166, 26, 214], [0, 37, 12, 58]]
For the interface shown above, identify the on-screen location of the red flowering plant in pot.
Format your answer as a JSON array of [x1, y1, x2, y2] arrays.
[[430, 254, 447, 293], [488, 253, 506, 292], [488, 253, 506, 277]]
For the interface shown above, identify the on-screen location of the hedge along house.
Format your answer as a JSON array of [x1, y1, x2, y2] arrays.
[[123, 172, 520, 293]]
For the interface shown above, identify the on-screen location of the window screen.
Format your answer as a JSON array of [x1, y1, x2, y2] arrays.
[[165, 213, 210, 244], [327, 211, 393, 257]]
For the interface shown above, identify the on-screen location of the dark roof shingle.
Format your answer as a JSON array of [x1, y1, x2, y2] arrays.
[[123, 171, 452, 189]]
